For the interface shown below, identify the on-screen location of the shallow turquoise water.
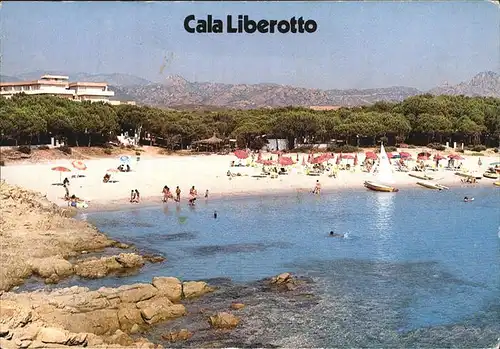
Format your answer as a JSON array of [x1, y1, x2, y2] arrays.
[[81, 187, 500, 346]]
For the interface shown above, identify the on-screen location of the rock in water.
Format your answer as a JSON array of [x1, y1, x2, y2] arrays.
[[208, 312, 240, 329]]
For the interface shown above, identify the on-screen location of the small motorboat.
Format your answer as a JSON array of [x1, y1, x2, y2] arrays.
[[416, 181, 446, 190], [364, 181, 399, 192], [409, 173, 434, 180], [483, 172, 499, 180]]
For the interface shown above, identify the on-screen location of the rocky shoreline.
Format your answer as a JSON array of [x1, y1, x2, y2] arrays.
[[0, 181, 235, 348]]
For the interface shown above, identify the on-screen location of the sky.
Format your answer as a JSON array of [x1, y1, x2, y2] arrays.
[[0, 1, 498, 90]]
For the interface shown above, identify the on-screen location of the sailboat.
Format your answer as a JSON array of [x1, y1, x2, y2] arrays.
[[364, 143, 399, 192]]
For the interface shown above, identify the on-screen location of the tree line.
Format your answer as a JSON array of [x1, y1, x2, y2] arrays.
[[0, 93, 499, 150]]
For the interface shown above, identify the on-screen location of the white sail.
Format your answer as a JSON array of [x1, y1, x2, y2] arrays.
[[374, 143, 395, 184]]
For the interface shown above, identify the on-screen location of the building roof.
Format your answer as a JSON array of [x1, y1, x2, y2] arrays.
[[41, 75, 69, 80], [0, 80, 69, 87], [69, 82, 108, 87]]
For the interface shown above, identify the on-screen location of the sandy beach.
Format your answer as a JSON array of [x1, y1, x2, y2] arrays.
[[1, 147, 498, 210]]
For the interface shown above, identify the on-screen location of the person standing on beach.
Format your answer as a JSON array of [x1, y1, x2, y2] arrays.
[[205, 189, 209, 199], [175, 186, 181, 202], [312, 180, 321, 195]]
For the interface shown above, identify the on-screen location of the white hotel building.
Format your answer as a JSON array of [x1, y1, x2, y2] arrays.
[[0, 75, 133, 105]]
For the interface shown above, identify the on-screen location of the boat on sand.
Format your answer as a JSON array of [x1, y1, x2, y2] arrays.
[[364, 143, 399, 192], [409, 173, 434, 180], [483, 172, 499, 180], [416, 181, 449, 190]]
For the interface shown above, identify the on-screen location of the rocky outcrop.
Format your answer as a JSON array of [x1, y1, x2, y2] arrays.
[[208, 312, 240, 329], [73, 253, 145, 279], [182, 281, 215, 299], [268, 272, 303, 292], [0, 278, 215, 348], [0, 182, 118, 291], [161, 329, 192, 342]]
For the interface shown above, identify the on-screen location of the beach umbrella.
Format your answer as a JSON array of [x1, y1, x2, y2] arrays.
[[448, 154, 464, 160], [52, 166, 71, 184], [278, 156, 294, 166], [119, 155, 131, 164], [364, 151, 378, 160], [342, 154, 355, 160], [433, 154, 446, 160], [399, 152, 412, 159], [490, 162, 500, 166], [234, 149, 248, 159], [417, 155, 429, 161], [72, 160, 87, 171], [258, 159, 274, 166]]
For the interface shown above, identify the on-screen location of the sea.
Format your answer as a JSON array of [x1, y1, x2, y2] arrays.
[[70, 187, 500, 347]]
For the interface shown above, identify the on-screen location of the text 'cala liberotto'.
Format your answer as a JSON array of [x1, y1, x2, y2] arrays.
[[184, 15, 318, 34]]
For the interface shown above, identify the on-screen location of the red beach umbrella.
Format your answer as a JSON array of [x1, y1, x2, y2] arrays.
[[433, 154, 446, 160], [449, 154, 464, 160], [258, 159, 274, 165], [417, 155, 430, 161], [365, 151, 378, 160], [399, 152, 412, 159], [342, 154, 355, 160], [234, 149, 248, 159], [278, 156, 294, 166], [51, 166, 71, 184]]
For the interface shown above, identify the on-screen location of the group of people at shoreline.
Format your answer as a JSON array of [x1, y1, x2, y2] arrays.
[[159, 185, 207, 206]]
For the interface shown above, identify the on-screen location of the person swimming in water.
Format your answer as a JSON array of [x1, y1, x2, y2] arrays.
[[464, 196, 474, 202], [329, 231, 344, 238], [213, 210, 217, 219]]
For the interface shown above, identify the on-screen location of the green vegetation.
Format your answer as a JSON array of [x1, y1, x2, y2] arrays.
[[0, 93, 499, 150]]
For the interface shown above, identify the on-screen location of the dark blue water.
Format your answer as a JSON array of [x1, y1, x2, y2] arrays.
[[81, 187, 500, 347]]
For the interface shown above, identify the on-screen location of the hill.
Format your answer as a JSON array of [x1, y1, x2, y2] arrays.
[[429, 71, 500, 98], [4, 70, 499, 108]]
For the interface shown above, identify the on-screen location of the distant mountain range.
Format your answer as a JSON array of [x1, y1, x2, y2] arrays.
[[2, 70, 499, 109]]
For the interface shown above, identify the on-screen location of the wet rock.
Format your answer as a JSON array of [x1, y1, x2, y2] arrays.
[[152, 277, 182, 302], [208, 312, 240, 329], [144, 255, 165, 264], [161, 329, 193, 342], [268, 272, 300, 291], [44, 274, 60, 284], [29, 256, 74, 279], [182, 281, 215, 299], [74, 253, 144, 279], [230, 302, 245, 310], [116, 253, 145, 269]]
